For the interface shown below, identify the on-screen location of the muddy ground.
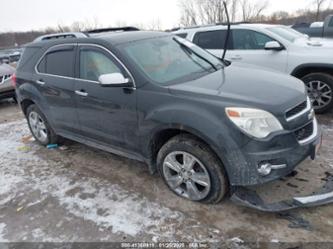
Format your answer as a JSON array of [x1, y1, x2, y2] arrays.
[[0, 99, 333, 246]]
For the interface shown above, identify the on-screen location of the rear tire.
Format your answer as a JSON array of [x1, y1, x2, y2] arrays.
[[26, 104, 59, 146], [301, 73, 333, 114], [157, 134, 229, 204]]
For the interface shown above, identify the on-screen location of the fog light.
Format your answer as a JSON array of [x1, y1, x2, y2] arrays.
[[258, 163, 272, 176]]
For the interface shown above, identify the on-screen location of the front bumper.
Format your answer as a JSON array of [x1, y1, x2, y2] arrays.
[[227, 118, 330, 212], [224, 118, 321, 186], [230, 174, 333, 212], [0, 89, 15, 100]]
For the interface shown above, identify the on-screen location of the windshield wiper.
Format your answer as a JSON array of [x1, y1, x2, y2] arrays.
[[173, 37, 218, 71]]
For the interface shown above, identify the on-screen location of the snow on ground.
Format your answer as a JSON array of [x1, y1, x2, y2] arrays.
[[0, 223, 8, 242], [0, 120, 221, 241]]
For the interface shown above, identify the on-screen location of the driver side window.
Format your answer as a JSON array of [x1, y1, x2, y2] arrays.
[[79, 47, 121, 82], [232, 30, 275, 50]]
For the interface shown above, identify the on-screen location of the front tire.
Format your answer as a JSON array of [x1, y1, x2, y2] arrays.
[[26, 104, 59, 146], [157, 134, 229, 204], [301, 73, 333, 114]]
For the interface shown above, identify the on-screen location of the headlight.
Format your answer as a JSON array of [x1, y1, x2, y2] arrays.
[[225, 108, 283, 139]]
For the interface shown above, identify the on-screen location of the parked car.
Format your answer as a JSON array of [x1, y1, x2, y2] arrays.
[[173, 24, 333, 113], [0, 51, 21, 65], [15, 29, 326, 210], [292, 15, 333, 38], [0, 63, 16, 101]]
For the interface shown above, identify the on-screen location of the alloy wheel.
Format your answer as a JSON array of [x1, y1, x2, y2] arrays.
[[162, 151, 211, 201], [306, 80, 332, 110], [28, 111, 48, 143]]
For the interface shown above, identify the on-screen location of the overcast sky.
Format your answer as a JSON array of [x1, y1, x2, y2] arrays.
[[1, 0, 317, 32]]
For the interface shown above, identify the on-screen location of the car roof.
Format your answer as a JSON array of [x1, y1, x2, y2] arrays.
[[173, 23, 282, 33], [27, 31, 172, 49], [95, 31, 171, 45]]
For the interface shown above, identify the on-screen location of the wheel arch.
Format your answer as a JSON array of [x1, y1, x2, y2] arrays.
[[147, 124, 230, 180], [291, 63, 333, 79], [20, 99, 36, 116]]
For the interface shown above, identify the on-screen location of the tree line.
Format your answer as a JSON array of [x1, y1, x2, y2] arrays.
[[179, 0, 332, 26], [0, 0, 332, 49]]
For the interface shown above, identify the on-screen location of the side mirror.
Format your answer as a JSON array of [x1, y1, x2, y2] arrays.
[[265, 41, 284, 51], [98, 73, 132, 87]]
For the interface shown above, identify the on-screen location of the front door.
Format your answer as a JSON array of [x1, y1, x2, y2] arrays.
[[74, 44, 138, 151], [227, 29, 288, 73]]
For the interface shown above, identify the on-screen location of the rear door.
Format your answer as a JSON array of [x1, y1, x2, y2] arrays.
[[35, 44, 80, 134], [192, 29, 230, 58], [74, 44, 138, 150]]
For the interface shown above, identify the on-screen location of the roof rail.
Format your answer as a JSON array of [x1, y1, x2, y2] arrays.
[[215, 21, 251, 25], [176, 21, 252, 31], [33, 32, 88, 42], [33, 27, 140, 43], [86, 26, 140, 34]]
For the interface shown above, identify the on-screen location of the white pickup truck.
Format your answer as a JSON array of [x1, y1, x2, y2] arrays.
[[173, 24, 333, 113]]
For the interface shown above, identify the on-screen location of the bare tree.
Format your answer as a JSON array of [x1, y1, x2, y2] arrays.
[[179, 0, 199, 26], [146, 18, 163, 31], [179, 0, 268, 27], [239, 0, 269, 22], [312, 0, 329, 20]]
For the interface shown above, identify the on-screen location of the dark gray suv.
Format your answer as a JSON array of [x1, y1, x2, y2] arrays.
[[14, 29, 323, 209]]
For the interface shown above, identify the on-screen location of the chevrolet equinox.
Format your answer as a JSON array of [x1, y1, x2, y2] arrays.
[[14, 29, 321, 204]]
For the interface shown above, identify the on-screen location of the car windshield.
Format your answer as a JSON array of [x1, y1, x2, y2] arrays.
[[267, 26, 307, 42], [120, 36, 223, 85]]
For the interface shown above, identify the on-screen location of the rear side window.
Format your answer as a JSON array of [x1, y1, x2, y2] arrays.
[[193, 30, 228, 49], [37, 46, 75, 77]]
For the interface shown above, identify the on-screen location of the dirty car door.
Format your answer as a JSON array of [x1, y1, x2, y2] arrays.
[[74, 45, 138, 151], [35, 44, 80, 134]]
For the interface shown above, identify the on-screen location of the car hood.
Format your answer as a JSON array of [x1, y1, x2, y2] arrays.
[[0, 63, 15, 76], [168, 63, 307, 114], [294, 37, 333, 48]]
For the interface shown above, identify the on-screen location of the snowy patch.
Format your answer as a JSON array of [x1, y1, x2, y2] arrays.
[[229, 237, 244, 244], [32, 228, 46, 239], [0, 223, 8, 242], [0, 120, 215, 241]]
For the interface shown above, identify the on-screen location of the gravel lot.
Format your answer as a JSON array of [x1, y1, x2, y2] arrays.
[[0, 99, 333, 246]]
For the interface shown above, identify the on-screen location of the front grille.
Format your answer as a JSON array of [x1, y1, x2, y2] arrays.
[[0, 74, 11, 84], [286, 101, 307, 120], [295, 121, 314, 141]]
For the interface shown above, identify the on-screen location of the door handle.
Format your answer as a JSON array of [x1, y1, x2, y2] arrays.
[[230, 55, 242, 61], [75, 90, 88, 97], [36, 79, 45, 85]]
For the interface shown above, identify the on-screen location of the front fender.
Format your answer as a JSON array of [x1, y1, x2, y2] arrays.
[[139, 102, 248, 181]]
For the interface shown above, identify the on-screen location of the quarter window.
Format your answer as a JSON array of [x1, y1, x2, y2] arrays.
[[175, 33, 188, 39], [79, 48, 121, 82], [37, 48, 75, 77], [232, 30, 275, 50]]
